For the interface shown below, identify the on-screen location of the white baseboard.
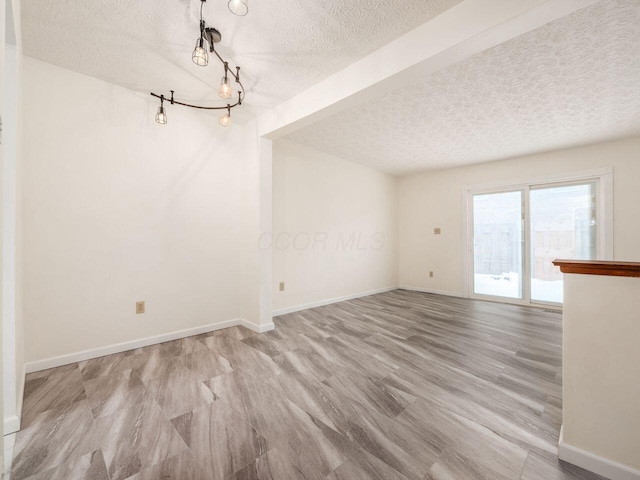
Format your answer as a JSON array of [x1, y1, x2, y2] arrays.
[[397, 285, 465, 298], [3, 363, 25, 436], [25, 318, 267, 374], [240, 319, 275, 333], [3, 415, 20, 435], [272, 286, 398, 317], [559, 426, 640, 480], [16, 362, 25, 425]]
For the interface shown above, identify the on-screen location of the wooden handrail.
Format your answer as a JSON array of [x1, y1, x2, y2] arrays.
[[553, 260, 640, 277]]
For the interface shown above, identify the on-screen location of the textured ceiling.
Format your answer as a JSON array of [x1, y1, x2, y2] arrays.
[[20, 0, 463, 121], [285, 0, 640, 176]]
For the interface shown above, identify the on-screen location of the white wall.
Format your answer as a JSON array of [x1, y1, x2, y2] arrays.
[[561, 272, 640, 476], [3, 42, 23, 436], [398, 136, 640, 295], [22, 57, 262, 363], [272, 140, 398, 313], [3, 0, 24, 468], [0, 0, 6, 464]]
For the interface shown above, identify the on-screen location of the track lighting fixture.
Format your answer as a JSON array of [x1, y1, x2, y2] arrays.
[[219, 106, 231, 127], [151, 0, 246, 127], [219, 64, 233, 99], [192, 37, 209, 66], [192, 2, 210, 66], [155, 96, 168, 124], [228, 0, 248, 16]]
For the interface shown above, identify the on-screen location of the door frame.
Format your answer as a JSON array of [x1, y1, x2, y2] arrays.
[[461, 167, 613, 307]]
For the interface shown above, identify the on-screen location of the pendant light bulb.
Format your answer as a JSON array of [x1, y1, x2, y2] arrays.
[[156, 105, 167, 125], [228, 0, 248, 16], [219, 108, 231, 127], [219, 76, 233, 99], [192, 37, 209, 66]]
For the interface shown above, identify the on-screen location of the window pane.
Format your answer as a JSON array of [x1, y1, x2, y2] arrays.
[[473, 191, 523, 299], [530, 183, 596, 303]]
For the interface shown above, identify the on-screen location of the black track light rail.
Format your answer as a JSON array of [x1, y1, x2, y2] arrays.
[[150, 86, 243, 111]]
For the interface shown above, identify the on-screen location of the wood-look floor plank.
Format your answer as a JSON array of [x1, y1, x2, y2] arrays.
[[13, 290, 608, 480]]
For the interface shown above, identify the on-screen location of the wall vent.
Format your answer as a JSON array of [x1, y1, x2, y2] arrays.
[[544, 308, 563, 314]]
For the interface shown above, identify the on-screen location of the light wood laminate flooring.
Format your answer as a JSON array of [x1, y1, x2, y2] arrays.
[[11, 290, 606, 480]]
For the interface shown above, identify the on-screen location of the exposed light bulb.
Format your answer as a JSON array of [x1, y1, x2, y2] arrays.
[[228, 0, 248, 16], [155, 105, 167, 125], [192, 38, 209, 66], [219, 77, 233, 99], [219, 113, 231, 127]]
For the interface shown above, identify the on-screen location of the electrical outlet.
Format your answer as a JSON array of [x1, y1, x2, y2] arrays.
[[279, 282, 285, 292], [136, 301, 145, 314], [434, 228, 441, 235], [429, 271, 434, 278]]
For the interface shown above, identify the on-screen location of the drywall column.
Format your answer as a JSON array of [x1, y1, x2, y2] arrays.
[[554, 260, 640, 480], [3, 44, 20, 436], [2, 3, 24, 460], [258, 137, 273, 329], [238, 120, 274, 332]]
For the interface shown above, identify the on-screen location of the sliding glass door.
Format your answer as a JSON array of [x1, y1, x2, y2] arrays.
[[471, 180, 599, 306], [472, 190, 524, 300], [529, 183, 596, 304]]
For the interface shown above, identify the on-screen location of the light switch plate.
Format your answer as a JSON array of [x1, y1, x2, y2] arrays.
[[136, 301, 145, 314]]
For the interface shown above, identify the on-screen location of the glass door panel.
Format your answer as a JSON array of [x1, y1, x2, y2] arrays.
[[472, 191, 523, 300], [530, 183, 597, 304]]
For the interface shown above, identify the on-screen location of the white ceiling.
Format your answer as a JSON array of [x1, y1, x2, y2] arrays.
[[21, 0, 463, 121], [285, 0, 640, 176]]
